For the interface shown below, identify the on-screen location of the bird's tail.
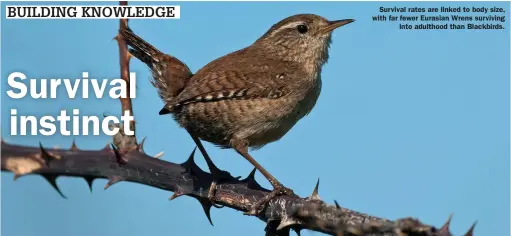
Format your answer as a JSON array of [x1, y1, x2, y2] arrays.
[[120, 28, 164, 68], [119, 28, 193, 102]]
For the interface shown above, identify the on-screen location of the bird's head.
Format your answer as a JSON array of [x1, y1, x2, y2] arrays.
[[254, 14, 354, 65]]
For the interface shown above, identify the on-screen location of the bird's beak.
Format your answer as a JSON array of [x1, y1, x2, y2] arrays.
[[320, 19, 355, 34]]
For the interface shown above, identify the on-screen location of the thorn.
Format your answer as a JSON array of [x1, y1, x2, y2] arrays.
[[464, 221, 477, 236], [159, 107, 171, 115], [291, 227, 302, 236], [13, 173, 21, 181], [102, 143, 112, 151], [307, 178, 320, 201], [42, 174, 67, 199], [181, 147, 197, 163], [169, 189, 186, 201], [438, 213, 453, 234], [242, 168, 256, 183], [240, 168, 257, 184], [276, 227, 291, 236], [39, 142, 53, 165], [334, 200, 341, 209], [247, 167, 257, 180], [154, 151, 164, 159], [241, 168, 265, 190], [265, 220, 278, 232], [71, 139, 79, 151], [197, 197, 214, 226], [192, 140, 234, 183], [84, 177, 95, 192], [137, 137, 147, 152], [127, 52, 133, 59], [179, 147, 208, 178], [111, 143, 127, 165], [180, 147, 198, 172], [104, 176, 124, 190], [265, 220, 292, 236], [277, 217, 297, 231], [113, 35, 119, 41]]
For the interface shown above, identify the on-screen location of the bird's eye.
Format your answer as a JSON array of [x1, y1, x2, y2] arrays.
[[297, 24, 308, 34]]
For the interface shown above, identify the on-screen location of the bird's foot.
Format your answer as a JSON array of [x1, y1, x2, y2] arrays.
[[244, 184, 297, 216], [208, 169, 240, 202]]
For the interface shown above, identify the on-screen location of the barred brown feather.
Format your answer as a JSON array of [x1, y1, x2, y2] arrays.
[[120, 28, 193, 102]]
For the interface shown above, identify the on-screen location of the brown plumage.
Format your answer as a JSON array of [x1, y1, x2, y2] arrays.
[[121, 14, 354, 215], [121, 28, 193, 101]]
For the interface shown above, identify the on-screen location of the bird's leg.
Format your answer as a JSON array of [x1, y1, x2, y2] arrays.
[[231, 138, 297, 215], [188, 133, 237, 202]]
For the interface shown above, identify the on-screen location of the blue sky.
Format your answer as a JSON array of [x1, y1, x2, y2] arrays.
[[1, 1, 509, 236]]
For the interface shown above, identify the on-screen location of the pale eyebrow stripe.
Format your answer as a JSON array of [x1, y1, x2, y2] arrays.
[[269, 21, 304, 37]]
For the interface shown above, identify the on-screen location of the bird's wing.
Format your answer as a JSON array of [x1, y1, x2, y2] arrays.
[[160, 60, 305, 114]]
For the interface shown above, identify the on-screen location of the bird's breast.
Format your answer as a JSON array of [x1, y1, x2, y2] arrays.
[[246, 73, 322, 149], [294, 72, 322, 119]]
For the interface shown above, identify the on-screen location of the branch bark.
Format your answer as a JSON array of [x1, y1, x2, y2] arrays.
[[0, 1, 476, 236], [0, 141, 473, 236], [113, 0, 136, 149]]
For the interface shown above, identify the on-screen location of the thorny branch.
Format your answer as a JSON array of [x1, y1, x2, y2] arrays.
[[113, 0, 136, 149], [1, 1, 477, 236], [0, 141, 475, 236]]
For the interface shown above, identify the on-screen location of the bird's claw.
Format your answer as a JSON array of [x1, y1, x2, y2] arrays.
[[244, 184, 297, 216], [208, 169, 238, 202]]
